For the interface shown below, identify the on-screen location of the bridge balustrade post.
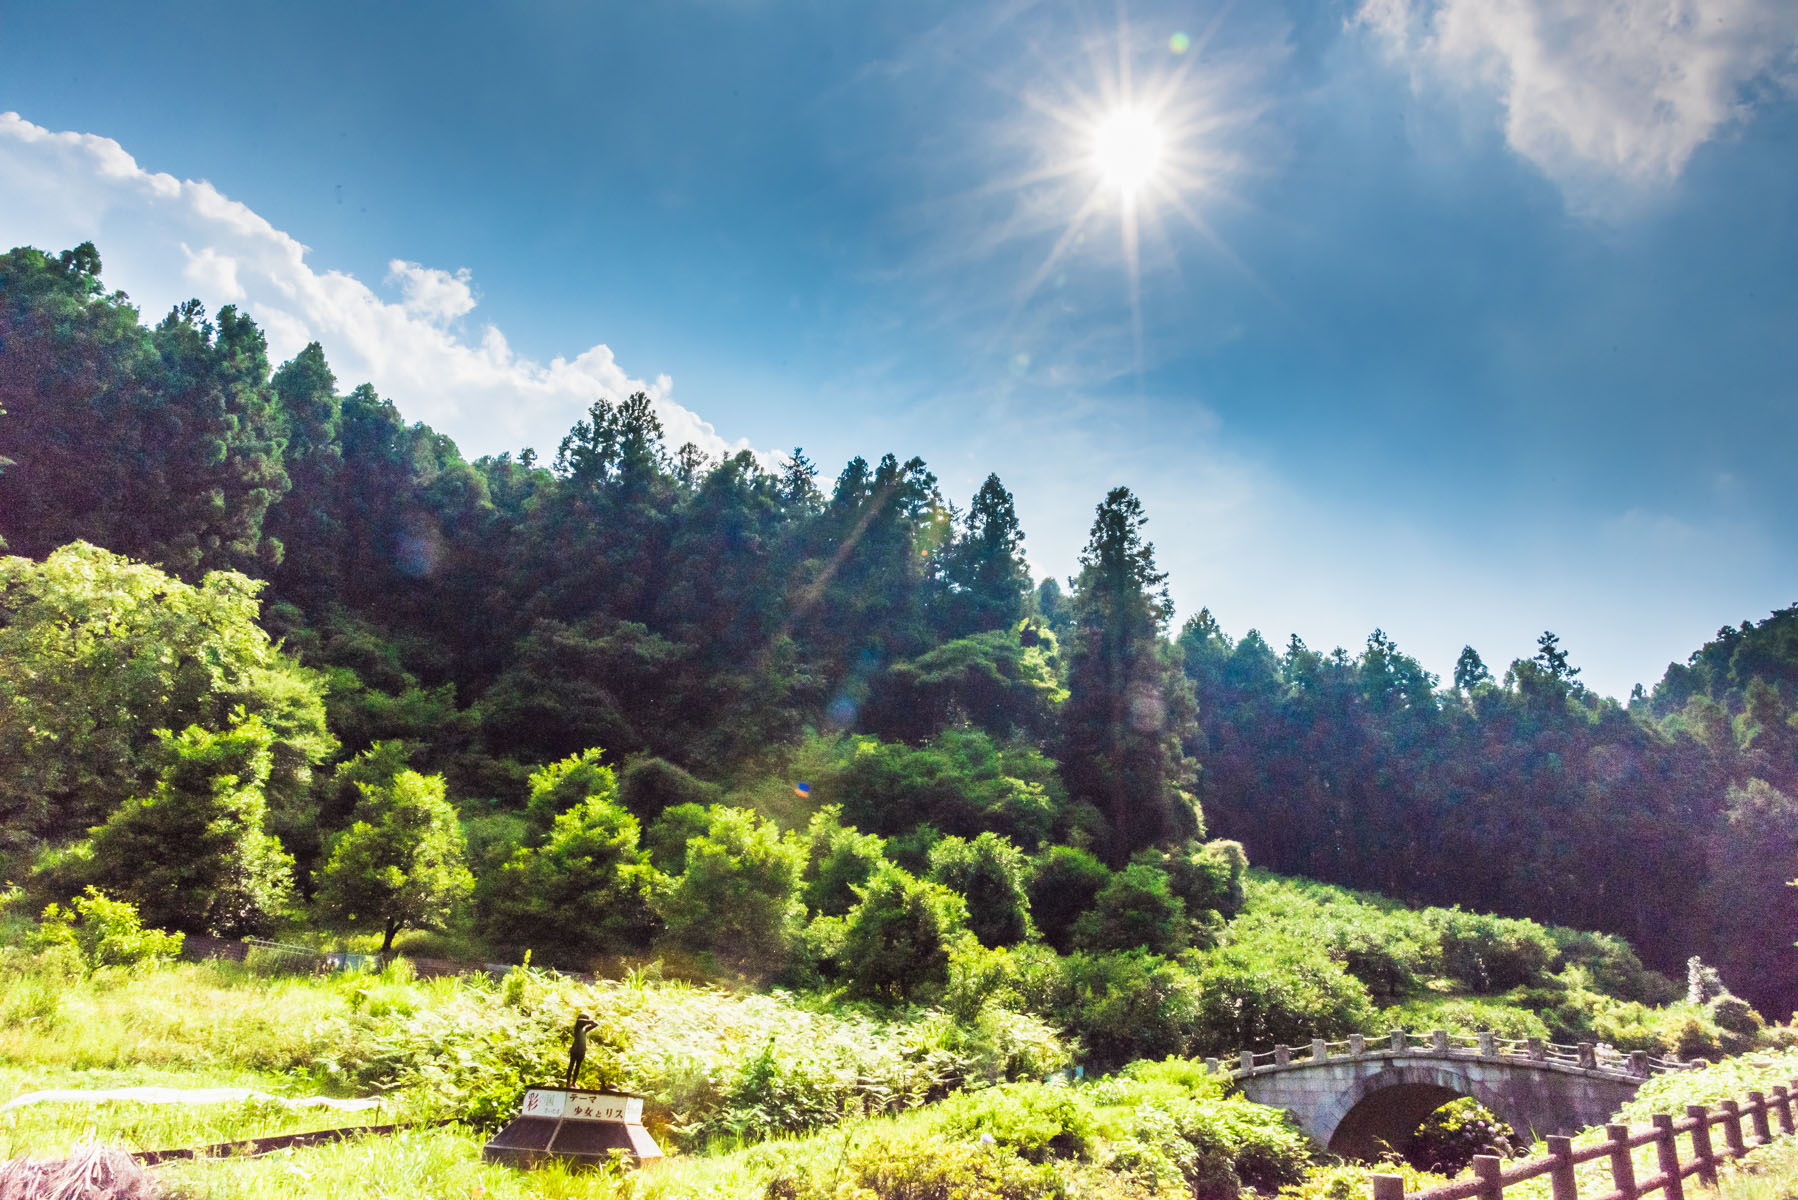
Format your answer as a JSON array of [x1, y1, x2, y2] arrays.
[[1527, 1038, 1546, 1062], [1629, 1051, 1650, 1077], [1432, 1029, 1449, 1054], [1686, 1104, 1717, 1187], [1478, 1031, 1496, 1058], [1747, 1091, 1772, 1145], [1313, 1038, 1328, 1061], [1276, 1044, 1291, 1067], [1578, 1043, 1596, 1070], [1370, 1173, 1406, 1200], [1605, 1124, 1638, 1200], [1241, 1050, 1255, 1075], [1772, 1085, 1794, 1135], [1389, 1030, 1406, 1053], [1350, 1034, 1366, 1056], [1205, 1057, 1219, 1075], [1720, 1100, 1746, 1157], [1545, 1135, 1578, 1200], [1652, 1115, 1684, 1200], [1473, 1154, 1503, 1200]]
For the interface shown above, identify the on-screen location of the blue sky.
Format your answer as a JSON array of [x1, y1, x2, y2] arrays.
[[2, 0, 1795, 699]]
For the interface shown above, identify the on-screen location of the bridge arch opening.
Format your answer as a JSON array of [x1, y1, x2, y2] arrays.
[[1323, 1071, 1525, 1162]]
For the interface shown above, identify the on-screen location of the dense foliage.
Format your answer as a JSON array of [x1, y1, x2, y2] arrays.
[[2, 239, 1795, 1031]]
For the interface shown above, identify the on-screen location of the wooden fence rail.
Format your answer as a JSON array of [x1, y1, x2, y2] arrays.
[[1371, 1079, 1798, 1200]]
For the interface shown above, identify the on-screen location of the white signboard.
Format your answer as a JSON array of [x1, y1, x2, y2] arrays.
[[520, 1089, 642, 1124]]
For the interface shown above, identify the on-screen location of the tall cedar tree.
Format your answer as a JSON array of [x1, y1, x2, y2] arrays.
[[939, 474, 1031, 637], [1060, 488, 1199, 865]]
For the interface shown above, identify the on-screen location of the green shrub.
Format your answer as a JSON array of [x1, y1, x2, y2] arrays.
[[1381, 997, 1550, 1041], [801, 805, 888, 917], [478, 792, 663, 966], [929, 832, 1034, 948], [840, 865, 966, 1002], [1192, 937, 1375, 1052], [1029, 845, 1110, 954], [930, 1081, 1099, 1161], [1428, 909, 1557, 993], [1073, 862, 1188, 955], [618, 755, 721, 823], [839, 731, 1062, 850], [520, 747, 618, 835], [644, 801, 711, 874], [660, 805, 805, 975], [1160, 839, 1249, 919], [31, 887, 184, 971], [1057, 950, 1203, 1070], [770, 1128, 1070, 1200]]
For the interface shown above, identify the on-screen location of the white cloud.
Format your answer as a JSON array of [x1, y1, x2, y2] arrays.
[[386, 260, 476, 326], [1357, 0, 1798, 195], [0, 111, 760, 465]]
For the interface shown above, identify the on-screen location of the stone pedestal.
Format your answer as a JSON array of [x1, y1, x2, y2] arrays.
[[483, 1088, 663, 1169]]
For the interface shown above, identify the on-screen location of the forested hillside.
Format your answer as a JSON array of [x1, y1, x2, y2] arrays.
[[2, 241, 1794, 1019]]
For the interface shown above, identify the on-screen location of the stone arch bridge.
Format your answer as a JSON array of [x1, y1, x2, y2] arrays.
[[1211, 1030, 1692, 1159]]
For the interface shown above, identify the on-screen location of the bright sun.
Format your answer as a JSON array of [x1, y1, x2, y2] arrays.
[[1091, 107, 1164, 196]]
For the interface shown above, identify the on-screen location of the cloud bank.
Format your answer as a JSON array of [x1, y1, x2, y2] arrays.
[[0, 112, 758, 464], [1357, 0, 1798, 194]]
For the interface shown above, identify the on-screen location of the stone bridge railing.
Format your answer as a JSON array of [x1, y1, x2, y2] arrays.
[[1201, 1029, 1696, 1082]]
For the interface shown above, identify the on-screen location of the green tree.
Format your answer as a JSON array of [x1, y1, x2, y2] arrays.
[[802, 806, 889, 917], [840, 864, 967, 1002], [479, 792, 662, 965], [523, 748, 617, 837], [82, 717, 296, 936], [939, 474, 1032, 636], [618, 755, 721, 824], [0, 542, 333, 852], [313, 770, 473, 954], [861, 628, 1064, 745], [33, 888, 184, 971], [1453, 646, 1492, 692], [1028, 845, 1111, 954], [1535, 631, 1579, 683], [1059, 488, 1200, 864], [660, 806, 806, 973], [927, 831, 1033, 948], [1071, 861, 1188, 955]]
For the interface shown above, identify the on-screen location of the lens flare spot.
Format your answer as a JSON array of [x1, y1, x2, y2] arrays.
[[1169, 31, 1191, 54]]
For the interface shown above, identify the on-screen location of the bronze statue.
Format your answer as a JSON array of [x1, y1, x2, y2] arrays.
[[564, 1013, 599, 1089]]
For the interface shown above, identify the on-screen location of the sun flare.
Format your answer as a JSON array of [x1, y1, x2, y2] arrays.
[[1092, 107, 1164, 196]]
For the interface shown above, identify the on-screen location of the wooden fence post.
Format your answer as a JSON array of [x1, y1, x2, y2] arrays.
[[1773, 1084, 1794, 1135], [1473, 1154, 1503, 1200], [1687, 1104, 1718, 1187], [1747, 1091, 1772, 1145], [1546, 1134, 1578, 1200], [1606, 1124, 1638, 1200], [1721, 1099, 1746, 1157], [1652, 1114, 1684, 1200], [1371, 1174, 1406, 1200]]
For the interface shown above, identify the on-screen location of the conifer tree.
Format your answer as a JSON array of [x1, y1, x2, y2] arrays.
[[1059, 488, 1200, 865]]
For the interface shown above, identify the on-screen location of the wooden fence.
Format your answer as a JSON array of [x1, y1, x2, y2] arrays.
[[1372, 1078, 1798, 1200]]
